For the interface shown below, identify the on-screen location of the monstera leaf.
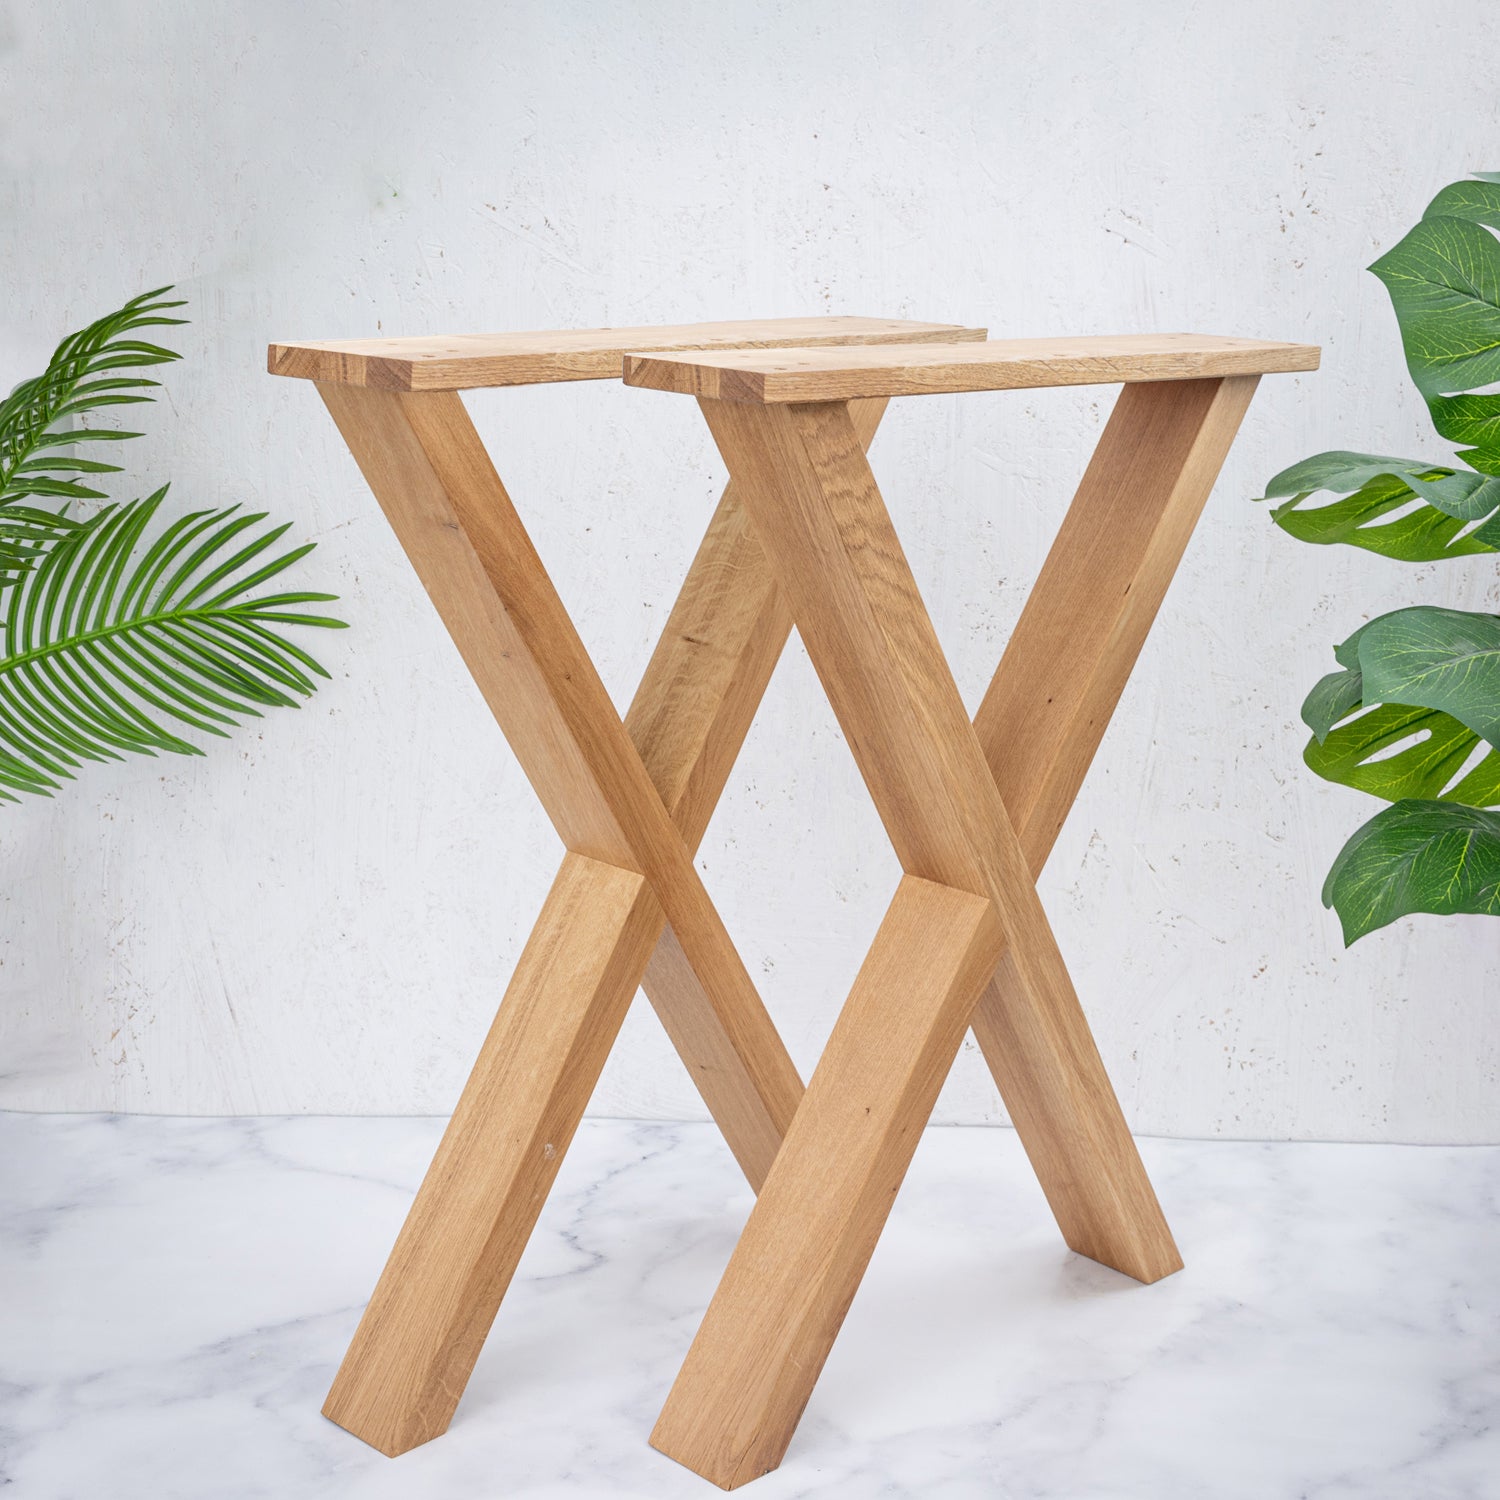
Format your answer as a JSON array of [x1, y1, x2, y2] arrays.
[[1323, 799, 1500, 944], [1257, 172, 1500, 563], [1260, 174, 1500, 940], [1260, 451, 1499, 560], [1358, 607, 1500, 742], [1301, 608, 1500, 808], [1373, 174, 1500, 459]]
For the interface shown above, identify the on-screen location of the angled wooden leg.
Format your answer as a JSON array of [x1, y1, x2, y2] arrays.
[[318, 381, 804, 1190], [325, 853, 661, 1456], [975, 377, 1259, 858], [317, 382, 888, 1454], [966, 375, 1259, 1277], [628, 398, 887, 1174], [652, 393, 1201, 1484], [634, 376, 1254, 1276], [651, 876, 1003, 1488], [317, 383, 793, 1452]]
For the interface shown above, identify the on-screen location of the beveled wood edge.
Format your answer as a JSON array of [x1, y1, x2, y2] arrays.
[[267, 318, 988, 390], [622, 334, 1321, 402]]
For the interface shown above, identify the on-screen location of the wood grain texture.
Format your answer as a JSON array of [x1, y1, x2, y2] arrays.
[[270, 316, 985, 389], [623, 332, 1318, 401], [311, 370, 903, 1457], [318, 383, 802, 1186], [629, 399, 888, 1131], [315, 382, 810, 1454], [967, 375, 1259, 1272], [976, 377, 1259, 856], [652, 393, 1186, 1484], [323, 852, 662, 1457], [650, 877, 1004, 1489], [624, 398, 887, 853]]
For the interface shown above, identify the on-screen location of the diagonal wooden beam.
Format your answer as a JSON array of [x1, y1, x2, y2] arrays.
[[642, 375, 1254, 1275], [652, 388, 1231, 1485], [635, 375, 1258, 1284], [626, 398, 888, 1171], [966, 375, 1259, 1273], [312, 362, 1258, 1468], [653, 875, 1004, 1488], [325, 853, 662, 1457], [319, 382, 804, 1177], [315, 384, 886, 1455], [976, 376, 1259, 856]]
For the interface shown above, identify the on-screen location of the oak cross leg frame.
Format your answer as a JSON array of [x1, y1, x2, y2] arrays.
[[623, 332, 1319, 1488], [268, 316, 987, 1458]]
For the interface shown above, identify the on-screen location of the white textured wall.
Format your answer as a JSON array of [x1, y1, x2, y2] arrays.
[[2, 0, 1498, 1141]]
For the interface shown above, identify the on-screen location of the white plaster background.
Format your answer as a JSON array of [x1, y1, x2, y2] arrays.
[[1, 0, 1497, 1140]]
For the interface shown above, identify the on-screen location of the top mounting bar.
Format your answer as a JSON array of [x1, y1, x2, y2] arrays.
[[267, 316, 987, 391], [622, 333, 1320, 402]]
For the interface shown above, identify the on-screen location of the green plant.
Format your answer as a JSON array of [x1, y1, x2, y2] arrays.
[[0, 288, 344, 802], [1258, 171, 1500, 942]]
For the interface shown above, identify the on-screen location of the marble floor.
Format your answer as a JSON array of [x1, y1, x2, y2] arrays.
[[1, 1115, 1497, 1500]]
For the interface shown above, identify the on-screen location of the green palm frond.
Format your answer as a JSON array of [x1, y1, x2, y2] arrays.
[[0, 506, 81, 588], [0, 286, 186, 507], [0, 489, 346, 801]]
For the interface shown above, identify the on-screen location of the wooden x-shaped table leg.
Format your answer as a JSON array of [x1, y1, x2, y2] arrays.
[[630, 364, 1271, 1487], [273, 320, 1314, 1473], [311, 386, 897, 1455], [268, 317, 986, 1460]]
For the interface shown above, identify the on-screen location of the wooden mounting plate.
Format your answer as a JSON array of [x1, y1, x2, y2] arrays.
[[268, 316, 987, 391], [622, 333, 1321, 402]]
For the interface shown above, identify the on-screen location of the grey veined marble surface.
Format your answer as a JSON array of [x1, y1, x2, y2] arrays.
[[1, 1113, 1497, 1499]]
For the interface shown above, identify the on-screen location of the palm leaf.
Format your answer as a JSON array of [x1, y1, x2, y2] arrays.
[[0, 489, 345, 802], [0, 507, 81, 589], [0, 286, 186, 507]]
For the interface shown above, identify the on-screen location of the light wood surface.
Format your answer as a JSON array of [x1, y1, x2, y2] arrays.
[[313, 381, 893, 1456], [270, 316, 984, 390], [623, 397, 885, 854], [316, 382, 803, 1452], [628, 398, 887, 1112], [318, 382, 802, 1147], [650, 876, 1004, 1489], [323, 853, 661, 1457], [651, 393, 1185, 1485], [623, 332, 1318, 401], [299, 311, 1296, 1479], [968, 375, 1259, 1274], [629, 381, 1258, 1294]]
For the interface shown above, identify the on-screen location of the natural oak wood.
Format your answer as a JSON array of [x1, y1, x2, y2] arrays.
[[324, 853, 661, 1457], [650, 876, 1005, 1489], [292, 309, 1302, 1479], [311, 371, 895, 1456], [319, 381, 803, 1171], [627, 378, 1259, 1293], [650, 387, 1233, 1485], [627, 398, 887, 1155], [967, 375, 1260, 1275], [624, 399, 886, 855], [316, 381, 804, 1453], [623, 332, 1318, 401], [630, 381, 1258, 1292], [270, 316, 985, 390]]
